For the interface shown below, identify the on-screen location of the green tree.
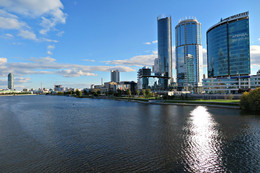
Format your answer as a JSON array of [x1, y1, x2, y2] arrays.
[[145, 89, 151, 98], [83, 89, 88, 95], [127, 89, 131, 97], [136, 89, 140, 96], [141, 89, 146, 98], [240, 88, 260, 112], [108, 90, 114, 96], [115, 89, 122, 97], [75, 89, 80, 96]]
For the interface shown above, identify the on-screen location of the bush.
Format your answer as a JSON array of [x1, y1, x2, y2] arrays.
[[227, 94, 234, 100], [240, 88, 260, 112]]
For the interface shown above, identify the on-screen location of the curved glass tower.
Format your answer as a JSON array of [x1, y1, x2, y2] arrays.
[[207, 12, 250, 78], [175, 19, 203, 91], [157, 16, 172, 89]]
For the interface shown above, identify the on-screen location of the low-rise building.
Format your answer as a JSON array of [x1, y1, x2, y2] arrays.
[[203, 74, 260, 94], [117, 81, 137, 94]]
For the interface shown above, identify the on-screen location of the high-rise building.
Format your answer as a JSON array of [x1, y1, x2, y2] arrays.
[[157, 16, 172, 89], [207, 12, 250, 78], [175, 18, 203, 91], [137, 66, 151, 89], [8, 73, 14, 90], [111, 70, 120, 83]]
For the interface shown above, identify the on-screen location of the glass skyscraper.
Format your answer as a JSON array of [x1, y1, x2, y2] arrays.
[[8, 73, 14, 90], [157, 16, 172, 89], [175, 18, 203, 91], [207, 12, 250, 78]]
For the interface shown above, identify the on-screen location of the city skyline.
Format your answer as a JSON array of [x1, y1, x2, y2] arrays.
[[0, 0, 260, 90]]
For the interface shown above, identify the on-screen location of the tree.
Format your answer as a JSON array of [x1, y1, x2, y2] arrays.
[[115, 89, 122, 97], [75, 89, 80, 96], [78, 91, 82, 97], [145, 89, 151, 98], [141, 89, 146, 97], [127, 89, 131, 97], [240, 88, 260, 112], [136, 89, 140, 96], [108, 90, 114, 96], [83, 89, 88, 95]]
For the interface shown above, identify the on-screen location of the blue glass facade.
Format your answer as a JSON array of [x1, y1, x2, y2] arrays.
[[157, 17, 172, 89], [175, 19, 203, 90], [207, 12, 250, 78]]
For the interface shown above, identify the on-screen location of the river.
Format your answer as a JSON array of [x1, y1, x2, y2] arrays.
[[0, 95, 259, 172]]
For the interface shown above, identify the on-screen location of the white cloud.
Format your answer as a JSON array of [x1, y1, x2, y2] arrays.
[[56, 69, 97, 77], [0, 56, 135, 78], [106, 53, 157, 66], [0, 57, 7, 64], [47, 45, 55, 49], [17, 30, 37, 40], [47, 51, 52, 55], [56, 31, 64, 37], [0, 0, 66, 40], [83, 59, 96, 62], [250, 45, 260, 67], [258, 38, 260, 41], [145, 40, 158, 45], [41, 38, 58, 43], [29, 57, 56, 63], [3, 33, 14, 38], [0, 16, 26, 29], [47, 45, 55, 55]]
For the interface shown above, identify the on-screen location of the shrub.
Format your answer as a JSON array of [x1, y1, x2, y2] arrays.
[[227, 94, 234, 100]]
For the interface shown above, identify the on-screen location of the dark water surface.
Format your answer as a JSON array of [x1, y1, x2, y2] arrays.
[[0, 95, 259, 172]]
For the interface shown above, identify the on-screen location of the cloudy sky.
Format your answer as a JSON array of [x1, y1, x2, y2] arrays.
[[0, 0, 260, 90]]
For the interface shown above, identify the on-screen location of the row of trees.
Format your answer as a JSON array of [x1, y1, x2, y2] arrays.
[[58, 88, 154, 98]]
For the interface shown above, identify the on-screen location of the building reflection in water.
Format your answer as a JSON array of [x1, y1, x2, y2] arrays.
[[183, 106, 225, 172]]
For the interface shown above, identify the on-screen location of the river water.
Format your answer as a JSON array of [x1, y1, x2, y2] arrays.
[[0, 95, 259, 172]]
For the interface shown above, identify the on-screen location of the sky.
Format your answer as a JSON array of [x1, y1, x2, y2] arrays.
[[0, 0, 260, 90]]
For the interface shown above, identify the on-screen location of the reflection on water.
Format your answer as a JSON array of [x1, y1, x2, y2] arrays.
[[183, 106, 224, 172], [0, 96, 259, 172]]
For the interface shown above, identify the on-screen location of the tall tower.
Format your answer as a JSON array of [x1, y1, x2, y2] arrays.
[[111, 70, 120, 83], [8, 73, 14, 90], [175, 18, 203, 91], [207, 12, 250, 78], [157, 16, 172, 89]]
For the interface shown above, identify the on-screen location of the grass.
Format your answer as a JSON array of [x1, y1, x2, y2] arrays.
[[191, 99, 240, 103], [164, 99, 240, 106]]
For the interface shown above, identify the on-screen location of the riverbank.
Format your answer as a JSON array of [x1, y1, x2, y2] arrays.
[[0, 94, 37, 96], [113, 97, 240, 109]]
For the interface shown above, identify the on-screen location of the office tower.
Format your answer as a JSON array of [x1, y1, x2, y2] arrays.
[[111, 70, 120, 83], [175, 18, 203, 91], [8, 73, 14, 90], [207, 12, 250, 78], [157, 16, 172, 89]]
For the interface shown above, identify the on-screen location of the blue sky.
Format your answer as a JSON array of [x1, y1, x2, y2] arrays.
[[0, 0, 260, 90]]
